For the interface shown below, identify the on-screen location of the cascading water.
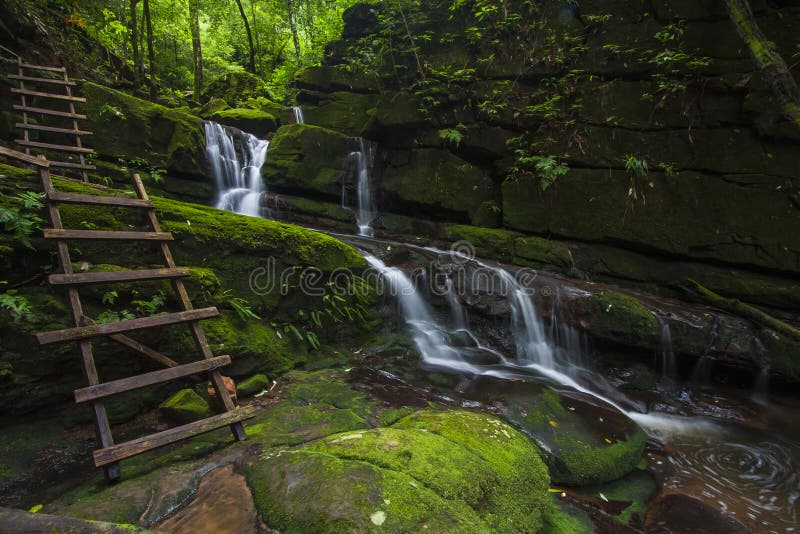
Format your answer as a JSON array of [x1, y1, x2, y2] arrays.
[[204, 121, 270, 217], [292, 106, 304, 124], [445, 278, 468, 331], [343, 139, 377, 237], [656, 317, 678, 384]]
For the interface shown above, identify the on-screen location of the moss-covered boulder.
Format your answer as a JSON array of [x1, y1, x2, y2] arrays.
[[0, 507, 158, 533], [248, 409, 551, 533], [298, 91, 379, 136], [443, 224, 521, 262], [200, 71, 271, 106], [79, 82, 206, 178], [263, 123, 355, 199], [208, 108, 278, 138], [159, 389, 212, 424], [583, 290, 660, 349], [468, 378, 647, 486], [236, 373, 270, 397], [514, 236, 574, 273], [363, 92, 432, 147], [381, 148, 496, 222]]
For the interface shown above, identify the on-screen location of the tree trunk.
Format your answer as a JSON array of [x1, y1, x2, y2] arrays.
[[725, 0, 800, 127], [286, 0, 301, 59], [234, 0, 256, 73], [189, 0, 203, 98], [129, 0, 141, 87], [143, 0, 156, 100]]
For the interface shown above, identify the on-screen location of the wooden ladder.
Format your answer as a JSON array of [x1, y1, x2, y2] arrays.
[[0, 146, 253, 480], [10, 59, 96, 182]]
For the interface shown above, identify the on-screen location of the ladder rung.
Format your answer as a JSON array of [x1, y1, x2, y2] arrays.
[[11, 88, 86, 102], [93, 405, 256, 467], [74, 355, 232, 403], [13, 105, 86, 119], [8, 74, 75, 86], [16, 123, 93, 135], [49, 160, 96, 171], [36, 307, 220, 345], [43, 229, 173, 241], [0, 145, 50, 168], [49, 191, 153, 208], [16, 139, 94, 153], [19, 63, 66, 73], [49, 267, 189, 286]]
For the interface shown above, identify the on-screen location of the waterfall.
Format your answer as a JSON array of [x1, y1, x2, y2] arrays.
[[292, 106, 304, 124], [365, 255, 503, 373], [343, 139, 378, 237], [753, 366, 770, 403], [495, 269, 555, 369], [445, 278, 468, 331], [656, 318, 678, 384], [204, 121, 270, 218]]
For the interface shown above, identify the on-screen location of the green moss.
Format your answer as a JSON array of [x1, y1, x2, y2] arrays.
[[392, 409, 550, 532], [242, 96, 283, 117], [301, 91, 379, 137], [584, 290, 660, 349], [264, 124, 354, 198], [442, 224, 520, 262], [551, 427, 648, 486], [471, 201, 503, 228], [281, 195, 354, 223], [246, 449, 487, 533], [79, 82, 206, 177], [0, 163, 36, 179], [159, 389, 212, 423], [193, 97, 230, 118], [513, 236, 574, 273], [208, 108, 278, 137], [236, 373, 270, 397], [378, 406, 418, 427], [295, 65, 380, 94], [246, 402, 369, 447]]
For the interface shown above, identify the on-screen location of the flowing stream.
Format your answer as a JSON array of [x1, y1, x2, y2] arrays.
[[292, 106, 304, 124], [202, 125, 799, 532], [204, 121, 270, 217]]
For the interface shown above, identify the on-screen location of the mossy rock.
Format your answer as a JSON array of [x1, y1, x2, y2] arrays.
[[299, 91, 379, 137], [0, 507, 159, 533], [159, 389, 212, 424], [264, 123, 355, 199], [295, 65, 380, 94], [442, 224, 520, 262], [514, 236, 574, 273], [242, 96, 284, 117], [200, 71, 271, 106], [236, 373, 270, 397], [502, 168, 800, 275], [471, 201, 503, 228], [381, 148, 496, 222], [521, 389, 646, 486], [583, 290, 660, 349], [207, 108, 278, 138], [193, 97, 230, 118], [363, 92, 432, 147], [248, 409, 550, 533], [392, 409, 551, 531], [79, 82, 206, 178]]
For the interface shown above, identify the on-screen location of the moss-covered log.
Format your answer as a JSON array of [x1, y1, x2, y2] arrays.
[[725, 0, 800, 128], [687, 279, 800, 342]]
